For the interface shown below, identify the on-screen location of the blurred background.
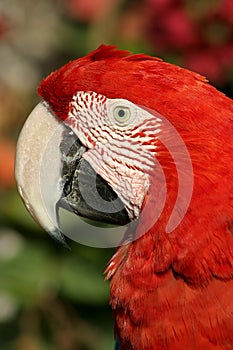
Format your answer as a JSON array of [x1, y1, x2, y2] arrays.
[[0, 0, 232, 349]]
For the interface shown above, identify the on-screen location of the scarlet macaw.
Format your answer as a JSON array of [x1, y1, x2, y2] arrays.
[[15, 45, 233, 349]]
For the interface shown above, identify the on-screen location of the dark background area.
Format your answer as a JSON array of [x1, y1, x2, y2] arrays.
[[0, 0, 232, 349]]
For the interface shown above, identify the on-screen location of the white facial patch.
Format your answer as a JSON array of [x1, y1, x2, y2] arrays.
[[67, 91, 162, 219]]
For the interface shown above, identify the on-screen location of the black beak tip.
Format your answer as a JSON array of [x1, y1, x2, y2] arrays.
[[49, 228, 71, 250]]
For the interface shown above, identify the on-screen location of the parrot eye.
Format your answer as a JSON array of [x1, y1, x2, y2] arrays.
[[113, 106, 131, 123]]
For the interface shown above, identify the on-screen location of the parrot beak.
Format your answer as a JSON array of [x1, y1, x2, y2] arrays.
[[15, 102, 69, 247], [15, 102, 129, 247]]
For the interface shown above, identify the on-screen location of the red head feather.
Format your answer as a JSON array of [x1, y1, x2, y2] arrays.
[[38, 45, 233, 349], [38, 44, 206, 121]]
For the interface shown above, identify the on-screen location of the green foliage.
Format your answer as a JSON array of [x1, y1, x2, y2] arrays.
[[0, 191, 114, 350]]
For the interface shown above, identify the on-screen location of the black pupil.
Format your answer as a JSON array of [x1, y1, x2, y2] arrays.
[[118, 109, 125, 118]]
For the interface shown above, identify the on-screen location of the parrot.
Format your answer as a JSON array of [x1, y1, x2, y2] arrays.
[[15, 45, 233, 350]]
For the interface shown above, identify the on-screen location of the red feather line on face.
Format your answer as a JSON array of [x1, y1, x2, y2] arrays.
[[38, 45, 233, 350]]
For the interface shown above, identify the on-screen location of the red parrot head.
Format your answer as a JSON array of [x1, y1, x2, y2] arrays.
[[15, 45, 232, 252], [15, 45, 233, 350]]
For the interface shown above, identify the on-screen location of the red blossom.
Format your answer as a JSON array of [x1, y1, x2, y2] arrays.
[[220, 0, 233, 25], [146, 0, 233, 83], [0, 15, 10, 39], [185, 50, 224, 83], [64, 0, 117, 22], [160, 9, 198, 49], [0, 138, 15, 189]]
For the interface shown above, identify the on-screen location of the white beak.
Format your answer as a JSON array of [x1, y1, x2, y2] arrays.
[[15, 102, 68, 247]]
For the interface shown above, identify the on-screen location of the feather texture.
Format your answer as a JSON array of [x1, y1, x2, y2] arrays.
[[38, 45, 233, 350]]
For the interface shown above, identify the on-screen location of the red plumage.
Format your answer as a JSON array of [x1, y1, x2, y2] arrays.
[[39, 45, 233, 349]]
